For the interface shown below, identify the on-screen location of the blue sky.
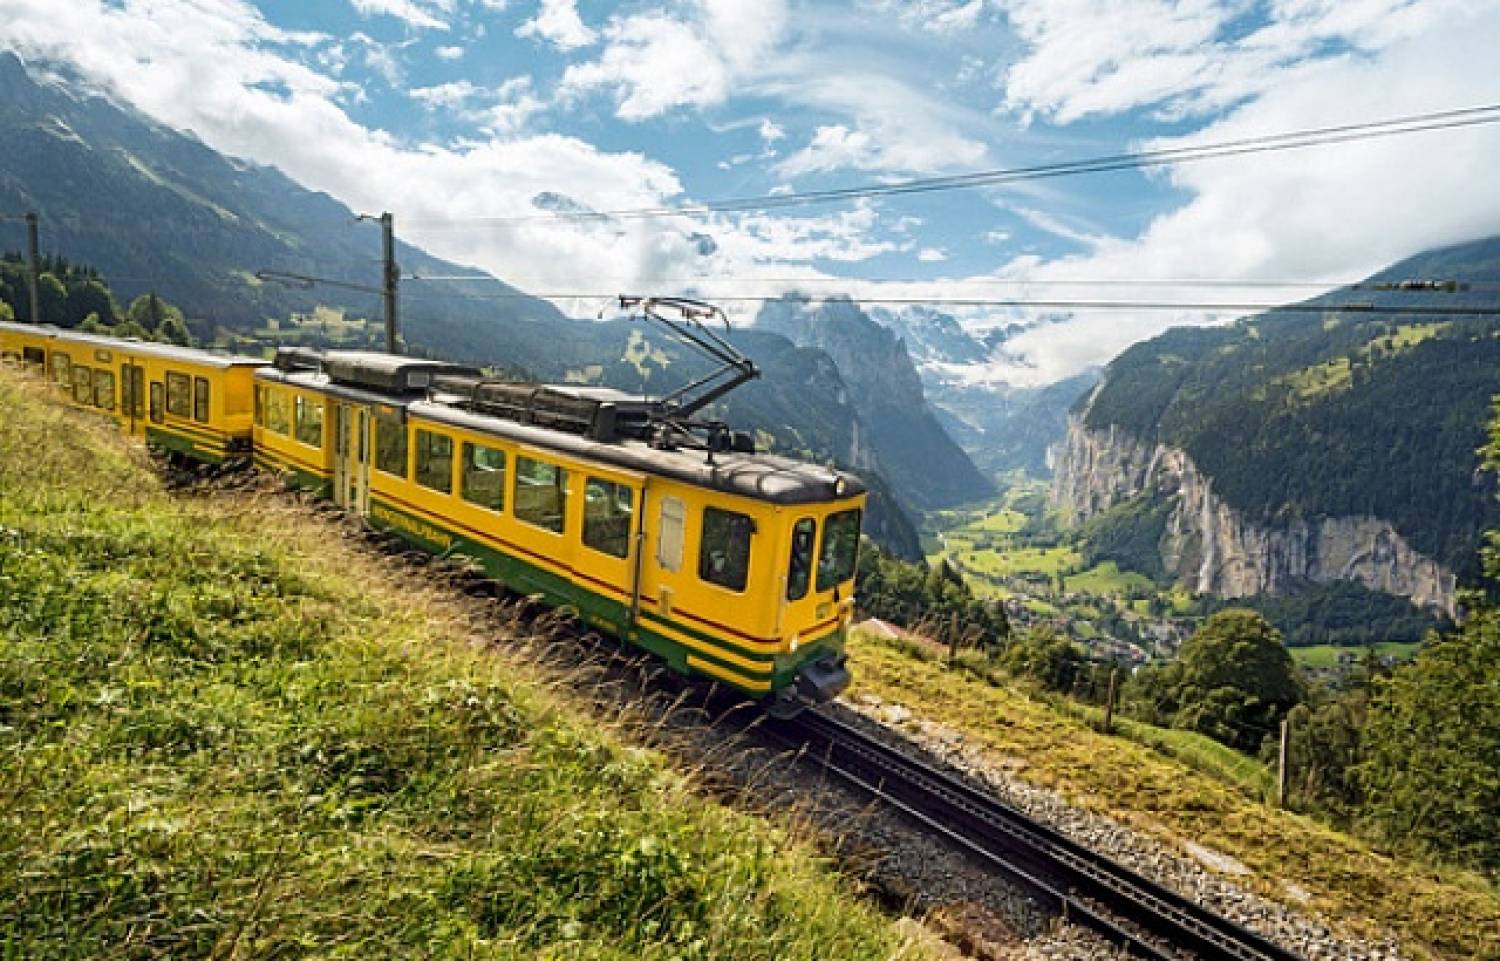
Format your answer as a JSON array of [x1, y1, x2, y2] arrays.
[[4, 0, 1500, 383]]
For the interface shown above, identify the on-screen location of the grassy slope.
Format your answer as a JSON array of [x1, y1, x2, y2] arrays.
[[0, 368, 927, 961], [846, 631, 1499, 961]]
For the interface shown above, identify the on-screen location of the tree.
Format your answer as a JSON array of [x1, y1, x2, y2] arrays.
[[1124, 609, 1302, 752], [156, 314, 194, 346], [999, 626, 1084, 692], [1355, 613, 1499, 869], [126, 291, 185, 332], [1350, 400, 1500, 869], [64, 279, 119, 328]]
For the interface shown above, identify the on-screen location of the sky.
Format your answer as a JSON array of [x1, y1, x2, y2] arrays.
[[2, 0, 1499, 385]]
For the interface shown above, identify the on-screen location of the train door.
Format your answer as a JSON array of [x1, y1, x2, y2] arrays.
[[333, 402, 370, 514], [575, 465, 646, 625], [120, 363, 145, 434]]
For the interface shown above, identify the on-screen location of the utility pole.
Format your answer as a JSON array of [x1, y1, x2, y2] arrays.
[[1276, 717, 1291, 809], [24, 211, 41, 326], [1103, 667, 1119, 734], [358, 211, 400, 354]]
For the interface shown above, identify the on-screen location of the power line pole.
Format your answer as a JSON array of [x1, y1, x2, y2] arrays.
[[358, 211, 400, 354], [25, 211, 41, 326]]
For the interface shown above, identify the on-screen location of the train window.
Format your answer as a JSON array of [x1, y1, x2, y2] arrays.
[[94, 369, 115, 410], [193, 377, 210, 422], [72, 365, 93, 405], [786, 517, 817, 601], [121, 365, 144, 418], [294, 395, 324, 448], [150, 382, 164, 424], [165, 372, 191, 417], [817, 508, 862, 592], [699, 508, 753, 592], [51, 352, 70, 385], [657, 497, 684, 572], [254, 385, 265, 427], [461, 442, 506, 513], [375, 413, 408, 478], [514, 455, 567, 534], [263, 389, 291, 435], [415, 429, 454, 494], [23, 346, 45, 368], [583, 477, 634, 559]]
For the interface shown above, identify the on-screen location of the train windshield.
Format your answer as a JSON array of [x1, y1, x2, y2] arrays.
[[816, 508, 862, 591]]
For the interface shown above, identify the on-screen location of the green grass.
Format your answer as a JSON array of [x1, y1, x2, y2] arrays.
[[1289, 641, 1422, 669], [1064, 561, 1155, 595], [950, 546, 1079, 578], [0, 368, 926, 961], [846, 629, 1500, 960]]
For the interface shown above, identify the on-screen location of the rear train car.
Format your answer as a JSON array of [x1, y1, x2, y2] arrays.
[[0, 321, 263, 464]]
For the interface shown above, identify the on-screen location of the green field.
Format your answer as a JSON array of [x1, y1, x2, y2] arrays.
[[1289, 641, 1422, 669], [1064, 561, 1156, 595]]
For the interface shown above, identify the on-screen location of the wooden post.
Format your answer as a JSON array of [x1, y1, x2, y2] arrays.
[[1103, 667, 1119, 733], [947, 611, 959, 663], [1277, 717, 1291, 808]]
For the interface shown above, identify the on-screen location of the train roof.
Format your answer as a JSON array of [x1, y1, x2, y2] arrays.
[[0, 321, 266, 368], [257, 363, 866, 506]]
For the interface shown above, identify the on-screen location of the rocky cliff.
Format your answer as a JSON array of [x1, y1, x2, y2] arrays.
[[1053, 401, 1459, 617], [755, 295, 994, 511]]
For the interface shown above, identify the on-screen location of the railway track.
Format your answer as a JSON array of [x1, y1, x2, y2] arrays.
[[768, 708, 1307, 961]]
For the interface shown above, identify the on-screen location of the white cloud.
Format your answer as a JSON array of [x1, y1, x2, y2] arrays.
[[994, 0, 1474, 124], [917, 247, 947, 262], [410, 79, 480, 110], [773, 68, 989, 175], [434, 44, 464, 60], [348, 0, 452, 31], [758, 117, 784, 144], [983, 229, 1011, 244], [862, 0, 992, 34], [515, 0, 595, 51], [980, 2, 1500, 385], [561, 0, 787, 120]]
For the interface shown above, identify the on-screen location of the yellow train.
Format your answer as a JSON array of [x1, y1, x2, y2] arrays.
[[1, 307, 863, 713], [0, 320, 262, 463]]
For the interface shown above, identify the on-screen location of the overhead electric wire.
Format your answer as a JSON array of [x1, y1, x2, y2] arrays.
[[404, 273, 1498, 292], [399, 288, 1500, 316], [403, 103, 1500, 227]]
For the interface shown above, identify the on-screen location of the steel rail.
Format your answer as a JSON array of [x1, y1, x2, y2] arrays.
[[771, 708, 1306, 961]]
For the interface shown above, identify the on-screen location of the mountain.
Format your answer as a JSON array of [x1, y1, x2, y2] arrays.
[[0, 53, 926, 556], [754, 295, 994, 512], [1052, 234, 1500, 616], [865, 304, 1094, 478]]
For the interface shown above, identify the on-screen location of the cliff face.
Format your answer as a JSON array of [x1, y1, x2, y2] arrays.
[[1052, 404, 1459, 617], [755, 296, 994, 511]]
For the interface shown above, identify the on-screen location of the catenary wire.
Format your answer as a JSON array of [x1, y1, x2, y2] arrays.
[[402, 103, 1500, 226]]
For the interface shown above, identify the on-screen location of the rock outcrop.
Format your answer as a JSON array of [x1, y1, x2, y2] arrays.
[[1052, 399, 1458, 617]]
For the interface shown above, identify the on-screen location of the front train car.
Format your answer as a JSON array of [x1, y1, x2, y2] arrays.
[[251, 348, 865, 713]]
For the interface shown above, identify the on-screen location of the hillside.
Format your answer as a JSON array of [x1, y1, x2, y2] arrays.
[[0, 365, 925, 960], [1054, 234, 1500, 611]]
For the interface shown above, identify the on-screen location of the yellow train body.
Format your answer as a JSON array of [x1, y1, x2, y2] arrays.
[[0, 321, 261, 463], [1, 325, 863, 708]]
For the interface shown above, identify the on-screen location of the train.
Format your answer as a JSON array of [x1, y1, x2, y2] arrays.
[[0, 300, 863, 715]]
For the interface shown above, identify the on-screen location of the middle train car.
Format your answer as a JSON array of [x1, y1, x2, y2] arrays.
[[253, 350, 865, 710]]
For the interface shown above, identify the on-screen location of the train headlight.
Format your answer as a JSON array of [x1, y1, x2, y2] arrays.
[[790, 633, 801, 652], [833, 477, 848, 497]]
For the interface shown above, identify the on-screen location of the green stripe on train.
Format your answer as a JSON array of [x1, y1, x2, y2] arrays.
[[363, 496, 842, 694]]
